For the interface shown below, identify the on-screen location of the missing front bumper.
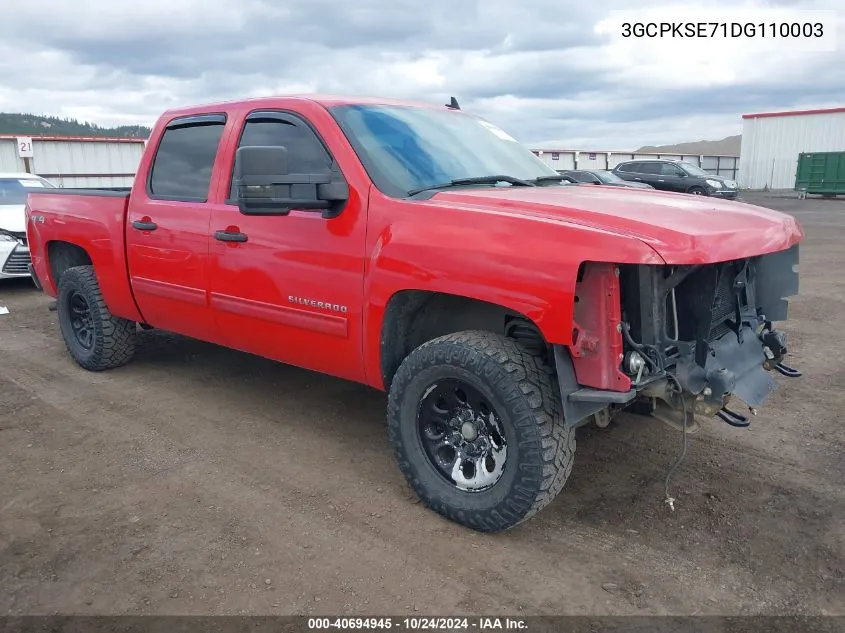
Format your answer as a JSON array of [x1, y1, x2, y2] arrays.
[[556, 321, 801, 431]]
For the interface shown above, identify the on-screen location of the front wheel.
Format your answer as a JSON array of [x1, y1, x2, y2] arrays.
[[387, 331, 575, 532], [688, 186, 706, 195], [56, 265, 137, 371]]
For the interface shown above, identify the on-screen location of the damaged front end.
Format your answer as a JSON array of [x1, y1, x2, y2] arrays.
[[556, 244, 801, 431]]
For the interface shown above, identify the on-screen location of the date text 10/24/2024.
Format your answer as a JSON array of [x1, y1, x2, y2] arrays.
[[307, 617, 528, 630]]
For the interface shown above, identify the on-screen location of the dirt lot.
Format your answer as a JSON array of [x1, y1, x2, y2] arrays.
[[0, 193, 843, 617]]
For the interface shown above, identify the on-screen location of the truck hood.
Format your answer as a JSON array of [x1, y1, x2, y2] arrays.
[[428, 185, 803, 264], [0, 204, 25, 233]]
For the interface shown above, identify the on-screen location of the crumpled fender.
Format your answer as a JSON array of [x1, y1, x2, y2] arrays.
[[361, 195, 666, 387]]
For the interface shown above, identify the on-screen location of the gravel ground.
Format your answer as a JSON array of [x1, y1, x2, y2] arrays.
[[0, 192, 842, 616]]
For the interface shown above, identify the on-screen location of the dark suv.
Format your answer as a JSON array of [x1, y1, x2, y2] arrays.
[[611, 159, 738, 199]]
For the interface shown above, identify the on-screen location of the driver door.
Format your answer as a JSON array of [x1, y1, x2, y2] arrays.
[[207, 110, 369, 383], [657, 162, 688, 192]]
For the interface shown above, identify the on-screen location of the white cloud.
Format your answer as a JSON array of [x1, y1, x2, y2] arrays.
[[595, 4, 839, 89], [0, 0, 842, 149]]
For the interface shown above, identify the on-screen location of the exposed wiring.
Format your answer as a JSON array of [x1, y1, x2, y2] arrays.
[[620, 322, 663, 372], [662, 373, 689, 512], [618, 321, 689, 510], [620, 320, 645, 352]]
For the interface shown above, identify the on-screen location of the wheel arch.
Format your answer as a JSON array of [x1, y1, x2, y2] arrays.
[[45, 239, 143, 323], [378, 289, 551, 390], [47, 240, 92, 288]]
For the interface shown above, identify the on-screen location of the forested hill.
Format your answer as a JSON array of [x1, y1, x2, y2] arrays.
[[0, 112, 150, 138]]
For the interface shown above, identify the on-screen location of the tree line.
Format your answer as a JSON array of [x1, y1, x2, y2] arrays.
[[0, 112, 150, 138]]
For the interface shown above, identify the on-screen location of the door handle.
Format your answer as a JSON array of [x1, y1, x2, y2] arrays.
[[657, 179, 665, 182], [214, 230, 248, 243], [132, 219, 157, 231]]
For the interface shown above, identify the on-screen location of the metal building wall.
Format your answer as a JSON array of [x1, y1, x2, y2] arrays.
[[0, 137, 23, 172], [531, 149, 740, 180], [739, 110, 845, 190], [0, 136, 145, 187]]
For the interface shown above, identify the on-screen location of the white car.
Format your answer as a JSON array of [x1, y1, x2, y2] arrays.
[[0, 172, 56, 281]]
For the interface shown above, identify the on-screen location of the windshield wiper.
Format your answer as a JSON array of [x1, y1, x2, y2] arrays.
[[530, 174, 575, 184], [407, 175, 535, 197]]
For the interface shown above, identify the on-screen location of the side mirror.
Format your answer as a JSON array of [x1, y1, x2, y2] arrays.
[[233, 145, 349, 218]]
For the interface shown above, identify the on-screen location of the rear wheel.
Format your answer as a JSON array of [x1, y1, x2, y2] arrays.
[[56, 265, 136, 371], [387, 330, 575, 532]]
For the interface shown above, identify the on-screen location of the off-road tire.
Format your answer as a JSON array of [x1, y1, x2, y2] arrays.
[[387, 330, 576, 532], [56, 265, 137, 371]]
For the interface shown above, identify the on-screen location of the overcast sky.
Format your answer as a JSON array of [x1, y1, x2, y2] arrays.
[[0, 0, 842, 149]]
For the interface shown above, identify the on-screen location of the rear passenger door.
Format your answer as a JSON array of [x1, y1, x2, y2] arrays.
[[628, 161, 664, 189], [126, 114, 228, 342]]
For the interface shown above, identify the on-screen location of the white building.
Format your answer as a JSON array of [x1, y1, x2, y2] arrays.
[[738, 106, 845, 190], [0, 135, 146, 188]]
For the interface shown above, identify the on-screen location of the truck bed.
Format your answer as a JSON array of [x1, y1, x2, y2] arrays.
[[25, 187, 142, 323]]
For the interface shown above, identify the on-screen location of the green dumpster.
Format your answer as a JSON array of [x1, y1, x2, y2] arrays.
[[795, 151, 845, 197]]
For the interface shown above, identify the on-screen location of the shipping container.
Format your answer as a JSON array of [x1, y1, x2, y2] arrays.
[[795, 151, 845, 196]]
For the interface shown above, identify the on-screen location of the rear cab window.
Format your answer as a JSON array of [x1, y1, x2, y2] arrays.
[[148, 114, 227, 202]]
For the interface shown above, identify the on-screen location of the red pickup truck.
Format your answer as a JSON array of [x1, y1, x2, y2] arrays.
[[25, 95, 803, 532]]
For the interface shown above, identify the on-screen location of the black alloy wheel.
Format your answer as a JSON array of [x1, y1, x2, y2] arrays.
[[417, 379, 508, 492], [67, 290, 95, 350]]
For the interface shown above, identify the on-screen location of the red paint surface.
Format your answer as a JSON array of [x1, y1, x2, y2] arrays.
[[25, 95, 805, 392], [569, 263, 631, 391]]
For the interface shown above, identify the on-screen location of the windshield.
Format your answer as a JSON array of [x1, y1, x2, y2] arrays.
[[594, 170, 625, 183], [679, 162, 710, 177], [329, 104, 560, 197], [566, 171, 596, 183], [0, 177, 53, 205]]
